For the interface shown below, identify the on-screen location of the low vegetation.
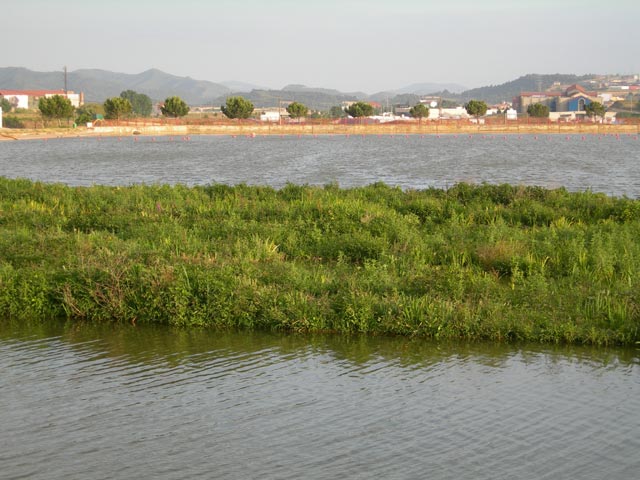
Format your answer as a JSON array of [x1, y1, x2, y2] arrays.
[[1, 115, 25, 128], [1, 178, 638, 345]]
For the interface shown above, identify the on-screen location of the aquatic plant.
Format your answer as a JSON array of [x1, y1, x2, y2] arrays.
[[0, 177, 638, 345]]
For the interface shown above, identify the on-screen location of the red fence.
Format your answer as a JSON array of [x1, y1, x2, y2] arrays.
[[95, 116, 640, 128]]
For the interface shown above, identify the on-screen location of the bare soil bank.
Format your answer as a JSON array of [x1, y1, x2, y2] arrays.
[[2, 122, 639, 141]]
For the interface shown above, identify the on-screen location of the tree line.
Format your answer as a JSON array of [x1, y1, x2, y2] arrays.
[[5, 89, 610, 127], [30, 91, 191, 126], [31, 92, 444, 125]]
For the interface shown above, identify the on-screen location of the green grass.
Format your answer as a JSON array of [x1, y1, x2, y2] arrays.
[[1, 177, 638, 345]]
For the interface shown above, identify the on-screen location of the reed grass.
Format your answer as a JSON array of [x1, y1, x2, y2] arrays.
[[1, 177, 638, 345]]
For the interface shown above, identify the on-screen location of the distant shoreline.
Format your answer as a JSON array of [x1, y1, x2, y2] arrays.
[[2, 122, 639, 141]]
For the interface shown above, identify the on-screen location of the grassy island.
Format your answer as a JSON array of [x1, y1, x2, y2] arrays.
[[1, 177, 638, 345]]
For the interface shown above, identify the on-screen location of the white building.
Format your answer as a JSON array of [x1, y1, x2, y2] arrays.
[[260, 110, 281, 122], [259, 108, 289, 122], [0, 90, 83, 110], [437, 107, 470, 120]]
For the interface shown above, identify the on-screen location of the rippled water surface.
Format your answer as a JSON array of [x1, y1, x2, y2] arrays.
[[0, 134, 639, 196], [1, 320, 639, 480]]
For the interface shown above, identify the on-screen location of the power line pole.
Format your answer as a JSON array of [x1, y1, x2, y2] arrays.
[[64, 66, 68, 94]]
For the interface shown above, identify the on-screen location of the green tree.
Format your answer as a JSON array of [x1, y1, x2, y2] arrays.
[[120, 90, 153, 117], [584, 101, 605, 120], [409, 103, 429, 120], [345, 102, 374, 118], [329, 106, 346, 118], [527, 103, 550, 118], [286, 101, 308, 119], [464, 100, 488, 119], [1, 96, 12, 113], [221, 96, 254, 119], [75, 103, 104, 124], [38, 95, 75, 126], [103, 97, 133, 122], [161, 96, 189, 118]]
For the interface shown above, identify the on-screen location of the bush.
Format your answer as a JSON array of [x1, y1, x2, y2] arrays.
[[2, 115, 25, 128]]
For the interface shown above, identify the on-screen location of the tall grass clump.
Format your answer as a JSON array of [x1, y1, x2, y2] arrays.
[[1, 177, 638, 345]]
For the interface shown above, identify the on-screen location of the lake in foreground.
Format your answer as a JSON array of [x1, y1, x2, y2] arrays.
[[1, 320, 639, 480]]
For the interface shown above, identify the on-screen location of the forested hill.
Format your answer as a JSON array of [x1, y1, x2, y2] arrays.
[[453, 74, 596, 104], [0, 67, 232, 104]]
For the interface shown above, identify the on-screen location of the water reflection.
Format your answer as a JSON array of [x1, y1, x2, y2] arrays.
[[2, 318, 638, 369], [2, 319, 639, 480]]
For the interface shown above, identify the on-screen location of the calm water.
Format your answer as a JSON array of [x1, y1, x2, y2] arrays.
[[1, 320, 639, 480], [0, 133, 639, 196]]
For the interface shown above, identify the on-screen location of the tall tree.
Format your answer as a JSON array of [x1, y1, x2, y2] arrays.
[[409, 103, 429, 120], [345, 102, 374, 118], [103, 97, 133, 122], [584, 101, 605, 120], [221, 96, 254, 119], [38, 95, 75, 126], [120, 90, 153, 117], [0, 96, 12, 113], [464, 100, 488, 119], [161, 96, 190, 118], [286, 101, 308, 119], [527, 103, 550, 118]]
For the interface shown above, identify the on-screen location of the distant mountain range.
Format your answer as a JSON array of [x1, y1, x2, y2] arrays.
[[0, 67, 597, 110], [0, 67, 232, 104]]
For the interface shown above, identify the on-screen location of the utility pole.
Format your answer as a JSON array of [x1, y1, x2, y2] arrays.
[[64, 66, 68, 94]]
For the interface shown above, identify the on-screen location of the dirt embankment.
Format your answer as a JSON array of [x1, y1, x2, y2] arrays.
[[2, 122, 639, 141]]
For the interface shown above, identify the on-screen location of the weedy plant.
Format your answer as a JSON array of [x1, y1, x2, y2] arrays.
[[0, 177, 638, 345]]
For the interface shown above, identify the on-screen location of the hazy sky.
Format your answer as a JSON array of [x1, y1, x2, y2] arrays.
[[5, 0, 640, 93]]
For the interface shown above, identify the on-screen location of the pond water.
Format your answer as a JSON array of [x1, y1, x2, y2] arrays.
[[0, 133, 639, 197], [1, 320, 639, 480], [2, 135, 639, 478]]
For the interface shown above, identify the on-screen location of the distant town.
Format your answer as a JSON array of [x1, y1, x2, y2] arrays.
[[1, 70, 639, 129]]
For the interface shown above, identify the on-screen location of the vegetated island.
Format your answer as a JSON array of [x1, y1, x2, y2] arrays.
[[1, 177, 638, 345]]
